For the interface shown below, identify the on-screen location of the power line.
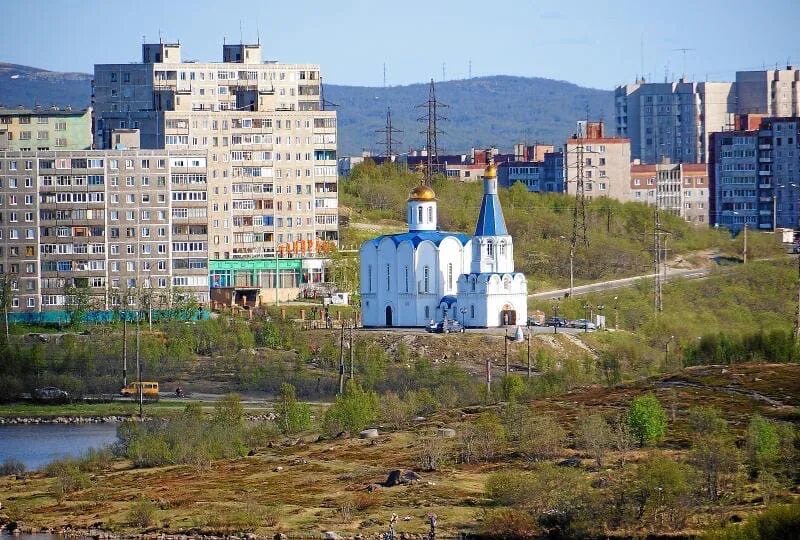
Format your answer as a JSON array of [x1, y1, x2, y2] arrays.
[[416, 79, 448, 185], [375, 107, 402, 159]]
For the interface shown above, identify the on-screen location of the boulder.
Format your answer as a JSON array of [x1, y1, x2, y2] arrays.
[[323, 532, 341, 540], [437, 428, 456, 438], [359, 428, 379, 439], [401, 470, 421, 484], [558, 457, 582, 468], [384, 469, 403, 487]]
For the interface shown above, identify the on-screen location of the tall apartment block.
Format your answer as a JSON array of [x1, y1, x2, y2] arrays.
[[614, 79, 735, 164], [616, 67, 800, 165], [710, 116, 800, 233], [0, 107, 92, 151], [497, 146, 565, 193], [629, 161, 709, 224], [0, 150, 209, 315], [92, 42, 338, 304], [565, 122, 631, 201]]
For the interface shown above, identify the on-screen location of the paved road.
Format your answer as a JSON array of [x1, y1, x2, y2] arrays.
[[358, 325, 591, 336], [529, 266, 710, 300]]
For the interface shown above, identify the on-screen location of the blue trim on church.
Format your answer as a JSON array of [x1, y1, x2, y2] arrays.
[[368, 230, 471, 248], [474, 194, 508, 236]]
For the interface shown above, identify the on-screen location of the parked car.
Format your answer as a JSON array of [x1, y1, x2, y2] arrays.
[[526, 310, 546, 326], [426, 319, 464, 334], [568, 319, 596, 330], [546, 316, 568, 327], [32, 387, 70, 403]]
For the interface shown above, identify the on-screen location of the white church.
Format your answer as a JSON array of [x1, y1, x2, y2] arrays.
[[359, 162, 528, 328]]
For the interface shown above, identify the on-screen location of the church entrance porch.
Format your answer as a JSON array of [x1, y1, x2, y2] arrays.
[[500, 305, 516, 326], [385, 305, 393, 326]]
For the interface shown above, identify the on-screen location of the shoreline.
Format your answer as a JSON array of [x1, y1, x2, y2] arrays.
[[0, 414, 277, 425]]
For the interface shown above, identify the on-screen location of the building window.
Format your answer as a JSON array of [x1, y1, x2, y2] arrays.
[[499, 241, 506, 256], [368, 265, 372, 293], [447, 263, 453, 290], [423, 266, 430, 293], [404, 265, 409, 293], [424, 305, 430, 319], [427, 206, 433, 223], [486, 240, 494, 257], [418, 206, 423, 223], [386, 263, 391, 291]]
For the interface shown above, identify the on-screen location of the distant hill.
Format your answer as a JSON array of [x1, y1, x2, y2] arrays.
[[0, 64, 614, 154], [326, 76, 614, 155], [0, 63, 92, 111]]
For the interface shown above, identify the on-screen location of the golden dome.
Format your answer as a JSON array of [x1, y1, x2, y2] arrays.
[[408, 184, 436, 201], [484, 162, 497, 178]]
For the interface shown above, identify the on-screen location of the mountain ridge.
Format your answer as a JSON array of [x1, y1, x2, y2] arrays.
[[0, 63, 614, 154]]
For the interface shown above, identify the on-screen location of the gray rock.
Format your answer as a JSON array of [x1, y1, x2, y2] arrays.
[[437, 428, 456, 438], [359, 428, 379, 439], [323, 532, 341, 540]]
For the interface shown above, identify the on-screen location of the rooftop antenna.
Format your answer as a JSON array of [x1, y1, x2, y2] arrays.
[[158, 29, 162, 43], [469, 59, 472, 79], [142, 35, 146, 44], [664, 61, 669, 83], [239, 20, 243, 44], [673, 48, 695, 79], [640, 34, 644, 82], [383, 62, 386, 88], [442, 62, 446, 81], [257, 26, 260, 45]]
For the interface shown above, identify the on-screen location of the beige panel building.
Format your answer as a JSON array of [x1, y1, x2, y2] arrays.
[[629, 161, 708, 224], [565, 122, 631, 201], [92, 42, 338, 305], [736, 66, 800, 116], [0, 107, 92, 152], [0, 150, 208, 314]]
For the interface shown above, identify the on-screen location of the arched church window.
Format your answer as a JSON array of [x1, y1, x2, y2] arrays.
[[470, 304, 475, 318], [418, 206, 423, 223], [404, 265, 409, 293], [471, 276, 476, 292], [386, 263, 391, 291], [425, 305, 430, 319], [486, 240, 494, 257], [368, 265, 373, 292], [423, 266, 430, 293], [427, 206, 433, 222], [447, 263, 453, 290], [503, 276, 511, 290], [499, 240, 506, 256]]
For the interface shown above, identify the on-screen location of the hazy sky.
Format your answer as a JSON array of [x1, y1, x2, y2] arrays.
[[2, 0, 798, 89]]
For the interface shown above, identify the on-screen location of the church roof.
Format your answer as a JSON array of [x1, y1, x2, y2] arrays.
[[474, 193, 508, 236], [367, 230, 471, 248]]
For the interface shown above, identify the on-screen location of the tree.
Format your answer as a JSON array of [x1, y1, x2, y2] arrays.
[[690, 433, 739, 501], [274, 383, 311, 435], [629, 456, 693, 531], [611, 412, 634, 466], [63, 280, 92, 329], [322, 380, 379, 436], [745, 414, 780, 479], [0, 273, 12, 342], [501, 374, 526, 402], [212, 393, 245, 429], [627, 393, 667, 447], [575, 414, 613, 467]]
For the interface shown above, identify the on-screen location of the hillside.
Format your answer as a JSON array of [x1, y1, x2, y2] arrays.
[[1, 363, 797, 537], [0, 63, 613, 154], [0, 63, 91, 110]]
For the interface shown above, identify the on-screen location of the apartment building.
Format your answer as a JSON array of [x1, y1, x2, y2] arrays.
[[629, 161, 709, 224], [0, 150, 209, 314], [0, 107, 92, 151], [498, 151, 564, 193], [565, 121, 631, 200], [710, 116, 800, 232], [92, 42, 338, 304], [615, 79, 735, 164], [736, 66, 800, 116]]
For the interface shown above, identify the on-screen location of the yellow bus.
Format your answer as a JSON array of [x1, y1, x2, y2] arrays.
[[120, 381, 160, 399]]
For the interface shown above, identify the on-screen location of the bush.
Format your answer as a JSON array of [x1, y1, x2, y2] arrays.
[[745, 414, 780, 478], [702, 503, 800, 539], [627, 393, 667, 446], [274, 383, 312, 434], [481, 508, 537, 539], [518, 414, 566, 461], [127, 497, 157, 528], [458, 413, 506, 464], [0, 458, 26, 476], [322, 380, 379, 436], [575, 414, 613, 467], [52, 463, 90, 504]]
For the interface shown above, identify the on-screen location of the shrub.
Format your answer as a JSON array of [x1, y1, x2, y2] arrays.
[[627, 393, 667, 446], [0, 458, 26, 476], [351, 491, 381, 512], [322, 380, 379, 436], [745, 414, 780, 478], [416, 432, 453, 471], [482, 508, 537, 539], [575, 414, 613, 467], [274, 383, 312, 434], [518, 414, 566, 461], [702, 503, 800, 539], [52, 463, 90, 504], [127, 497, 157, 528]]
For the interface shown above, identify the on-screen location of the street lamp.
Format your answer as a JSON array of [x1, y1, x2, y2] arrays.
[[460, 307, 467, 332], [613, 296, 619, 330], [665, 335, 675, 370], [582, 302, 590, 333], [596, 304, 605, 330], [732, 211, 747, 264]]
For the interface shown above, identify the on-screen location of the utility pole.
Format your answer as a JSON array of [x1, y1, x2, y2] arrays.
[[504, 328, 509, 375], [338, 321, 345, 394], [136, 306, 142, 417], [743, 223, 748, 264], [417, 79, 448, 186], [122, 313, 128, 387], [348, 321, 354, 381], [526, 329, 532, 378], [653, 207, 663, 314], [569, 121, 589, 297], [485, 358, 492, 397], [794, 251, 800, 342], [376, 107, 402, 160]]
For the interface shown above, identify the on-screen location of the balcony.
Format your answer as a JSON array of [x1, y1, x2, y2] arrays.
[[758, 170, 771, 176], [759, 183, 772, 189], [759, 157, 772, 163], [758, 144, 771, 150]]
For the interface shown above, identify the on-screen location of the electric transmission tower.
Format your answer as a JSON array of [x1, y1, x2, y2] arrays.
[[375, 107, 402, 160], [417, 79, 448, 185], [319, 77, 339, 112]]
